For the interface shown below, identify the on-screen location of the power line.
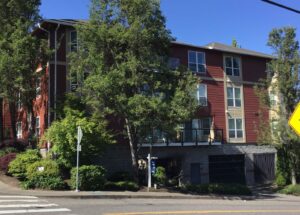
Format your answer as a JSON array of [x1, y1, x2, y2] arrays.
[[262, 0, 300, 14]]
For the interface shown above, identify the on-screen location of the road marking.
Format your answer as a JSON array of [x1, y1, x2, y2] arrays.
[[0, 196, 38, 199], [0, 208, 71, 214], [0, 203, 58, 208], [105, 209, 300, 215], [0, 200, 45, 203]]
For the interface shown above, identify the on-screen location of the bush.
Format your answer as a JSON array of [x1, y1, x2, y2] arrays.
[[103, 181, 139, 191], [0, 153, 17, 173], [71, 165, 106, 191], [0, 148, 18, 158], [21, 175, 66, 190], [108, 171, 133, 182], [183, 183, 252, 196], [8, 150, 41, 179], [0, 139, 28, 151], [276, 172, 287, 187], [279, 184, 300, 196], [26, 159, 60, 180], [153, 166, 167, 186]]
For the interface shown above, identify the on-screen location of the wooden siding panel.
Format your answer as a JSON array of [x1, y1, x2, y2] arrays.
[[242, 56, 268, 82], [243, 84, 268, 143]]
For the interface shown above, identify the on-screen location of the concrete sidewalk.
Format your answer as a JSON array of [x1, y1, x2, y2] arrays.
[[0, 179, 254, 200]]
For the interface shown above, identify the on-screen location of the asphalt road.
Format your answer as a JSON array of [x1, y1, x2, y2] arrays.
[[45, 196, 300, 215]]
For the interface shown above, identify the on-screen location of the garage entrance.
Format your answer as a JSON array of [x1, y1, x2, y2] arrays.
[[209, 155, 245, 184]]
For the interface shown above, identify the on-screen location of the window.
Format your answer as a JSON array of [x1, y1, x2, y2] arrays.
[[16, 122, 22, 139], [228, 118, 243, 138], [16, 92, 22, 110], [70, 72, 78, 92], [168, 57, 180, 70], [36, 77, 41, 97], [188, 51, 206, 73], [271, 119, 278, 134], [269, 91, 277, 106], [35, 117, 40, 136], [184, 118, 211, 142], [225, 56, 240, 76], [197, 84, 207, 106], [227, 87, 241, 107], [70, 31, 78, 52]]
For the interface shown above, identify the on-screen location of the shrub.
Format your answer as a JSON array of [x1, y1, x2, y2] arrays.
[[70, 165, 106, 191], [0, 150, 5, 158], [8, 150, 41, 179], [108, 171, 133, 182], [276, 172, 287, 187], [0, 153, 17, 173], [279, 184, 300, 196], [103, 181, 139, 191], [21, 175, 66, 190], [153, 166, 167, 186], [26, 159, 60, 180], [0, 139, 28, 151], [0, 148, 18, 158], [183, 183, 252, 196]]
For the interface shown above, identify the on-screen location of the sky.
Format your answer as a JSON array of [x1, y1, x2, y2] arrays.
[[40, 0, 300, 55]]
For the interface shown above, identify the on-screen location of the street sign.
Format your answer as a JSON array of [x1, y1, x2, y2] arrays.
[[77, 145, 82, 152], [77, 126, 83, 144], [151, 160, 156, 175], [289, 102, 300, 136]]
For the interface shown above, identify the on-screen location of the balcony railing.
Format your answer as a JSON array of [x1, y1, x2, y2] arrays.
[[139, 128, 223, 147]]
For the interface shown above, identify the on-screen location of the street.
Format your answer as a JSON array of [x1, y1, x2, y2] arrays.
[[0, 194, 300, 214], [45, 196, 300, 215]]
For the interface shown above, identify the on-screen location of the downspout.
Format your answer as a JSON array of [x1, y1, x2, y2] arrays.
[[54, 24, 60, 120], [38, 23, 51, 127]]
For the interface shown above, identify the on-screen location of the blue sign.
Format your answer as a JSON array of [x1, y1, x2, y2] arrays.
[[151, 160, 156, 175]]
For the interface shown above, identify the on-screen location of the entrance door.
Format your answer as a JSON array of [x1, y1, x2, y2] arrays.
[[254, 153, 275, 184], [190, 163, 201, 184]]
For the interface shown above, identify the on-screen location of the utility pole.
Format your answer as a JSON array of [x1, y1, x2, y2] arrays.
[[261, 0, 300, 14]]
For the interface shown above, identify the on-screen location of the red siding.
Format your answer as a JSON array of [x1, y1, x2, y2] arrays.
[[243, 84, 268, 143], [242, 56, 268, 82]]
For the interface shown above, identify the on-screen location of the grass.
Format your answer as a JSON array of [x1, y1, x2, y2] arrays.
[[278, 184, 300, 196]]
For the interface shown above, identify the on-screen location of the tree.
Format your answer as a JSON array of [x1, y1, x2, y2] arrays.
[[256, 27, 300, 185], [70, 0, 198, 180], [0, 0, 48, 142], [44, 98, 114, 169]]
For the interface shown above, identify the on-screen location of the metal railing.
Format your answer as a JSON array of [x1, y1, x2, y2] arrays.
[[139, 128, 223, 146]]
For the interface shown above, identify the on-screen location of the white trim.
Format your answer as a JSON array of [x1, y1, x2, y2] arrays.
[[16, 122, 22, 139], [227, 86, 241, 108]]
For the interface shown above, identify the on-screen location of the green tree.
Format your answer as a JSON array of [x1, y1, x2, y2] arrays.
[[0, 0, 48, 141], [256, 27, 300, 185], [70, 0, 198, 180], [44, 104, 113, 169]]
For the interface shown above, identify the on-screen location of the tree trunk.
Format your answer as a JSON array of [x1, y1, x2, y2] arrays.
[[9, 102, 16, 139], [125, 118, 139, 182], [0, 97, 3, 143], [291, 167, 297, 185], [28, 106, 36, 148]]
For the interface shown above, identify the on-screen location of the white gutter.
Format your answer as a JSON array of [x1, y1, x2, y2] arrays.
[[54, 24, 60, 120], [37, 23, 51, 127]]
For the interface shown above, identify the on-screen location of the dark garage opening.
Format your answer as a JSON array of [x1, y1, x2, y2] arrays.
[[209, 154, 246, 184]]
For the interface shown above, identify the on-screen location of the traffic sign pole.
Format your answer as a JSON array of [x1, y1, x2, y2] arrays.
[[75, 126, 83, 192]]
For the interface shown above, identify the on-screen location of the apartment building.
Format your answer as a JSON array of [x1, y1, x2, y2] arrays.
[[1, 19, 276, 185]]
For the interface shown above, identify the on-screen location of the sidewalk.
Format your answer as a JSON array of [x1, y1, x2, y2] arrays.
[[0, 175, 298, 201]]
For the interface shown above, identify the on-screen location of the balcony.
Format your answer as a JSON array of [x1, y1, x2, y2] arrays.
[[139, 128, 223, 147]]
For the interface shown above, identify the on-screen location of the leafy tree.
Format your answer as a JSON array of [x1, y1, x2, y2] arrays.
[[0, 0, 48, 141], [70, 0, 198, 180], [256, 27, 300, 185], [44, 103, 114, 169]]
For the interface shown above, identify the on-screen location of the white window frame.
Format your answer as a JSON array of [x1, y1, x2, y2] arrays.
[[228, 118, 243, 139], [35, 117, 40, 137], [188, 51, 206, 73], [36, 77, 41, 97], [225, 56, 240, 76], [17, 92, 22, 110], [227, 87, 241, 107], [197, 84, 207, 106], [70, 30, 78, 52], [16, 122, 22, 139]]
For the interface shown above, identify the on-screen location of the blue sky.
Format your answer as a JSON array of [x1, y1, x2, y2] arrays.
[[40, 0, 300, 54]]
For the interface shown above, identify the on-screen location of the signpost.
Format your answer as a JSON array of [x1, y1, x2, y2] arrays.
[[147, 154, 158, 190], [288, 102, 300, 136], [75, 126, 83, 192]]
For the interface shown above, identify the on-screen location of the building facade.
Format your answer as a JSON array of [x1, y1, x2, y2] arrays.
[[1, 19, 276, 185]]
